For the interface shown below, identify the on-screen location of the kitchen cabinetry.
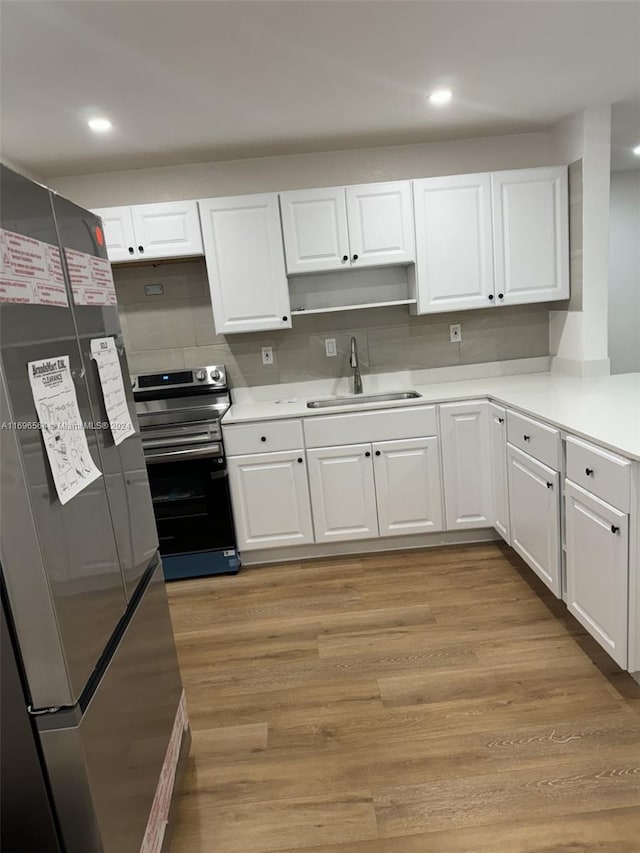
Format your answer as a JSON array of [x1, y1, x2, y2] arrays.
[[489, 403, 510, 544], [413, 165, 568, 313], [280, 181, 414, 275], [226, 450, 313, 551], [439, 401, 492, 530], [492, 166, 569, 304], [413, 173, 494, 312], [92, 201, 203, 263], [565, 481, 628, 668], [507, 443, 561, 596], [198, 193, 291, 334]]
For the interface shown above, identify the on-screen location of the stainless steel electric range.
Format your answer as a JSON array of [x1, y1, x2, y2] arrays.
[[132, 365, 239, 580]]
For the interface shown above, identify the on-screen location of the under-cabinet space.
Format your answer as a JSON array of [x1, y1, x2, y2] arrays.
[[288, 265, 416, 315]]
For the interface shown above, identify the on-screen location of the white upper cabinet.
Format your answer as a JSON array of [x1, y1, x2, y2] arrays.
[[373, 437, 443, 537], [491, 166, 569, 305], [92, 201, 203, 263], [413, 174, 494, 312], [130, 201, 203, 261], [345, 182, 415, 268], [198, 193, 291, 335], [439, 401, 493, 530], [280, 181, 414, 275], [489, 403, 510, 544], [507, 444, 561, 597], [92, 206, 136, 263], [279, 187, 350, 275]]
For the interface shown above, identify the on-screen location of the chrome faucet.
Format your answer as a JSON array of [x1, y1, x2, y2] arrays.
[[350, 336, 363, 394]]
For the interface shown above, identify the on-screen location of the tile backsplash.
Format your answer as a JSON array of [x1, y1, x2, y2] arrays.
[[114, 260, 551, 387]]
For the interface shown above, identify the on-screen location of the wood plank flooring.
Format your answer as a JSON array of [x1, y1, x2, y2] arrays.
[[166, 543, 640, 853]]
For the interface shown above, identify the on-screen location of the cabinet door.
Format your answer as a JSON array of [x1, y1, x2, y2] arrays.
[[345, 181, 415, 268], [227, 451, 313, 551], [307, 445, 378, 542], [439, 401, 492, 530], [565, 481, 628, 668], [489, 403, 510, 544], [507, 444, 561, 597], [372, 437, 443, 537], [413, 174, 494, 313], [198, 194, 291, 334], [92, 206, 136, 263], [279, 187, 350, 274], [492, 166, 569, 305], [130, 201, 203, 260]]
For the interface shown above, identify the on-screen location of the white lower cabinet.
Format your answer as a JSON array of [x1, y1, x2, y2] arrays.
[[307, 445, 379, 542], [565, 481, 628, 668], [439, 401, 492, 530], [373, 437, 444, 536], [507, 444, 561, 597], [227, 450, 314, 551], [489, 403, 510, 544]]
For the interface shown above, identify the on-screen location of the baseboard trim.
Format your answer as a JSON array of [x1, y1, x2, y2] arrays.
[[240, 528, 500, 567]]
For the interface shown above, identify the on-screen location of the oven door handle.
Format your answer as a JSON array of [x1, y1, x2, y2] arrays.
[[144, 443, 222, 464]]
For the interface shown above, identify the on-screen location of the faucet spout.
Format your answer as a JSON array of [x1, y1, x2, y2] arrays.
[[350, 336, 363, 394]]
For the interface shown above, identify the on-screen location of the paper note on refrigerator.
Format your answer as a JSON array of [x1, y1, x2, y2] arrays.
[[90, 337, 136, 446], [28, 356, 102, 505]]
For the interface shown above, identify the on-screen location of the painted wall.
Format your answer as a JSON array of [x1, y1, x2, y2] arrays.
[[608, 170, 640, 374], [48, 130, 556, 208], [114, 260, 550, 387]]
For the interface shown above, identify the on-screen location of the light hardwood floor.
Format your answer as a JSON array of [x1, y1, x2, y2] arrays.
[[166, 542, 640, 853]]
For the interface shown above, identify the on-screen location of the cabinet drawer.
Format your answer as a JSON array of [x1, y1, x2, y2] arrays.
[[507, 410, 561, 471], [566, 436, 631, 512], [223, 419, 303, 456], [304, 406, 437, 448]]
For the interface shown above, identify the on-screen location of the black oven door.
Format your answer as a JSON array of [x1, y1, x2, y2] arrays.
[[145, 446, 235, 557]]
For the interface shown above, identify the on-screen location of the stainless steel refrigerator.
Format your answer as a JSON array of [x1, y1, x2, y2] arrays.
[[0, 164, 189, 853]]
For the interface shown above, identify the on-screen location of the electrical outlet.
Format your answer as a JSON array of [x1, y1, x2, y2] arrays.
[[450, 323, 462, 343], [325, 338, 337, 358], [261, 346, 274, 366]]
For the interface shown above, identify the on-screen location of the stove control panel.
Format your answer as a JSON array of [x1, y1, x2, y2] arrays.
[[132, 365, 227, 392]]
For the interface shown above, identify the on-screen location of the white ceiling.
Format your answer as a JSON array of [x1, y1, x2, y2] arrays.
[[1, 1, 639, 177]]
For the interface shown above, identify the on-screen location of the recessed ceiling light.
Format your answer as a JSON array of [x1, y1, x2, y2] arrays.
[[429, 89, 453, 106], [87, 117, 113, 133], [633, 144, 640, 156]]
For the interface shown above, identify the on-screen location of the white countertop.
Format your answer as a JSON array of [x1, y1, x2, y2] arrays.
[[223, 371, 640, 461]]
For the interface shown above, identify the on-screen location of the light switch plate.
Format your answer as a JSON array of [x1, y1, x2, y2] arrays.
[[144, 283, 164, 296], [325, 338, 337, 357], [450, 324, 462, 343], [261, 346, 274, 366]]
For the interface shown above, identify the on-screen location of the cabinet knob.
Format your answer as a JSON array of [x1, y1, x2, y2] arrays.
[[585, 467, 594, 476], [261, 436, 267, 442], [375, 450, 381, 456], [342, 255, 349, 262], [611, 525, 620, 534], [282, 316, 288, 322], [488, 294, 494, 301], [365, 451, 371, 457], [128, 246, 134, 254], [498, 417, 504, 424], [297, 457, 303, 464], [523, 434, 530, 441], [546, 481, 553, 489], [138, 245, 144, 253], [498, 293, 504, 300], [352, 254, 359, 261]]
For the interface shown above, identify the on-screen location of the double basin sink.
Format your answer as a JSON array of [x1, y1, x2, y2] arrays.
[[306, 391, 421, 409]]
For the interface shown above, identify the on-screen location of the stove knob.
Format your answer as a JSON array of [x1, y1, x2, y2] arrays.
[[195, 369, 206, 381], [210, 368, 221, 382]]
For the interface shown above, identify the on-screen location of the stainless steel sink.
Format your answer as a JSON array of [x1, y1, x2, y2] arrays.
[[306, 391, 421, 409]]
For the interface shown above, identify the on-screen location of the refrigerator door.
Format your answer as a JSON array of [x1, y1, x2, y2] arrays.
[[0, 165, 128, 708], [37, 564, 183, 853], [50, 193, 159, 598]]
